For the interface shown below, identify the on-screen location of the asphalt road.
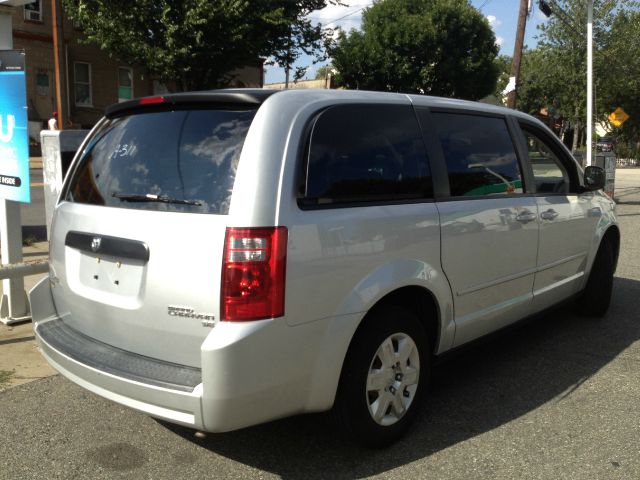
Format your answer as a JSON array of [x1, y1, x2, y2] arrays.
[[1, 171, 639, 480]]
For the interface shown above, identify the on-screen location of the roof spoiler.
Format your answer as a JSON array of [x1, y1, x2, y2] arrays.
[[105, 89, 279, 118]]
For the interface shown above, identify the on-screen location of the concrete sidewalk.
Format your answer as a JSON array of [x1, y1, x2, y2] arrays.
[[0, 240, 55, 391]]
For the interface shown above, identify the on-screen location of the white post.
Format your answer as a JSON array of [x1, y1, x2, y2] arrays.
[[586, 0, 594, 167], [0, 9, 29, 324]]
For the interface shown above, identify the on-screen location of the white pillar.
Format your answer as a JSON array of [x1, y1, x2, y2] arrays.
[[586, 0, 594, 167], [0, 9, 29, 323]]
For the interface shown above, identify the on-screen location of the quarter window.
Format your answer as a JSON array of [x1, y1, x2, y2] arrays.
[[521, 128, 570, 194], [432, 113, 523, 197], [303, 104, 432, 205], [74, 62, 92, 106]]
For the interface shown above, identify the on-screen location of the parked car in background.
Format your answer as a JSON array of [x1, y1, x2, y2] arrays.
[[30, 89, 619, 447]]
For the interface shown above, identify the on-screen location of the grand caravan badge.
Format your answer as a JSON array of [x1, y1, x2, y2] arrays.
[[168, 306, 215, 327]]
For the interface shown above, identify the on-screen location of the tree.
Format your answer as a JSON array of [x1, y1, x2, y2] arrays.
[[329, 0, 499, 100], [517, 0, 640, 150], [63, 0, 338, 91], [315, 65, 331, 80], [493, 54, 512, 100], [599, 8, 640, 149], [265, 3, 336, 88]]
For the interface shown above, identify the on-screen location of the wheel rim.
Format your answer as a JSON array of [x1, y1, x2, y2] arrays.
[[366, 332, 420, 426]]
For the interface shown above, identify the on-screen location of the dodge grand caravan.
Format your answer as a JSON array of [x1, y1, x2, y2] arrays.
[[30, 89, 619, 447]]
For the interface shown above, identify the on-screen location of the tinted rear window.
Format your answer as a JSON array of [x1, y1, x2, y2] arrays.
[[66, 108, 256, 214]]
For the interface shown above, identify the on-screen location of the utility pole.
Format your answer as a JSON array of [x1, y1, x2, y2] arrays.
[[51, 0, 67, 129], [507, 0, 529, 109]]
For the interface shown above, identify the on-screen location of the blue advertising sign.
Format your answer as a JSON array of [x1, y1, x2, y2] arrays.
[[0, 50, 30, 203]]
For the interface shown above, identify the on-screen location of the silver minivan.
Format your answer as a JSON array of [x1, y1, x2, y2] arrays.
[[30, 89, 619, 447]]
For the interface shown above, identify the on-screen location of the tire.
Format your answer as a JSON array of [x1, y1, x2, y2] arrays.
[[334, 305, 430, 448], [576, 238, 615, 317]]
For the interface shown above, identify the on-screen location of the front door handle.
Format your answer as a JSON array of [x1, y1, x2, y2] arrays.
[[540, 209, 559, 221], [516, 211, 537, 223]]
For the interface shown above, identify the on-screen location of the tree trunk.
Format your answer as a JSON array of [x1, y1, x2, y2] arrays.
[[572, 106, 581, 151]]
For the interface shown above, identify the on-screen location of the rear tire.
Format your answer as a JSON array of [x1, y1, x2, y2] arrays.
[[334, 306, 429, 448], [576, 238, 614, 317]]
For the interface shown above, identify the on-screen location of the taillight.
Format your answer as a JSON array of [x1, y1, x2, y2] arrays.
[[139, 95, 165, 105], [221, 227, 288, 321]]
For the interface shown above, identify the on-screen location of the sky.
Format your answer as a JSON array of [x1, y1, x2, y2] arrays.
[[264, 0, 551, 84]]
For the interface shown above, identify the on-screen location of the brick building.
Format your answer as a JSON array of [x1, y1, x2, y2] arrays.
[[5, 0, 263, 133]]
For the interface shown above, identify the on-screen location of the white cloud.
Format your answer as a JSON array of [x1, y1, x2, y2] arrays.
[[486, 15, 502, 28], [496, 36, 505, 47], [307, 1, 371, 31]]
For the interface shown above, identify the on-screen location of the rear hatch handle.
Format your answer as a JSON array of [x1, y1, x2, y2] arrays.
[[65, 231, 150, 263]]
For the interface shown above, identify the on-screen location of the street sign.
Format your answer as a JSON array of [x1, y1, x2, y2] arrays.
[[608, 107, 630, 127], [0, 50, 30, 203]]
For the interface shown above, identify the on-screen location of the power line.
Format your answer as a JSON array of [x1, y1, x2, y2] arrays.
[[478, 0, 494, 11]]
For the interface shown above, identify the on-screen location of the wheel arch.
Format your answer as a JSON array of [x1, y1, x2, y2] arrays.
[[358, 286, 442, 356]]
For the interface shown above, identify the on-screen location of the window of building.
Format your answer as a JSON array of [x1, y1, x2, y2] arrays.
[[74, 62, 92, 107], [24, 0, 42, 22], [36, 71, 49, 96], [303, 104, 432, 206], [118, 67, 133, 102], [521, 127, 570, 194], [432, 112, 523, 197]]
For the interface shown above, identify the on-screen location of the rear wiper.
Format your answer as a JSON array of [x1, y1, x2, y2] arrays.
[[112, 193, 202, 206]]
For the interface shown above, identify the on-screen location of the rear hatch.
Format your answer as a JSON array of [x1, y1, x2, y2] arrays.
[[49, 94, 265, 367]]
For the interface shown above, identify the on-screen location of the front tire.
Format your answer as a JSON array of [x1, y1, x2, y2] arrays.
[[334, 306, 429, 448], [576, 238, 615, 317]]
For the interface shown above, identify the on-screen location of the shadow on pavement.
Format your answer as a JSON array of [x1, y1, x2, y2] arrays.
[[162, 276, 640, 479]]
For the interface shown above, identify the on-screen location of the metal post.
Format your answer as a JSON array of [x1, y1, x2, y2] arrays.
[[0, 8, 29, 324], [586, 0, 594, 166]]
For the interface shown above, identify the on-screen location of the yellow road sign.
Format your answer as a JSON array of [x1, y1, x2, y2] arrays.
[[608, 107, 630, 127]]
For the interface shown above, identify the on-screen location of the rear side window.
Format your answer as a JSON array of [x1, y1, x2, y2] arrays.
[[302, 104, 432, 205], [66, 108, 256, 214], [432, 112, 523, 197]]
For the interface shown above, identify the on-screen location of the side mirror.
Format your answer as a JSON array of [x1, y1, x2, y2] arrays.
[[584, 165, 605, 191]]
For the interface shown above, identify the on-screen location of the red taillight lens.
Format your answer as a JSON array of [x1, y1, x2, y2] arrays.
[[139, 95, 165, 105], [221, 227, 287, 321]]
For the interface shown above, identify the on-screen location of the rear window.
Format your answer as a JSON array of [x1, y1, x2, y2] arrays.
[[66, 108, 256, 214]]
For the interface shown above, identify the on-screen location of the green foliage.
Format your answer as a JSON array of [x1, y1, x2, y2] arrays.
[[330, 0, 499, 100], [315, 64, 331, 79], [600, 8, 640, 143], [63, 0, 338, 91], [494, 54, 512, 100]]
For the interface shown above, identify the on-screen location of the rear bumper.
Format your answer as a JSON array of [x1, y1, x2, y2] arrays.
[[30, 278, 361, 432], [36, 324, 204, 428]]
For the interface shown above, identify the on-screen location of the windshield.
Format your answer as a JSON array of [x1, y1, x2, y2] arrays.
[[66, 108, 257, 214]]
